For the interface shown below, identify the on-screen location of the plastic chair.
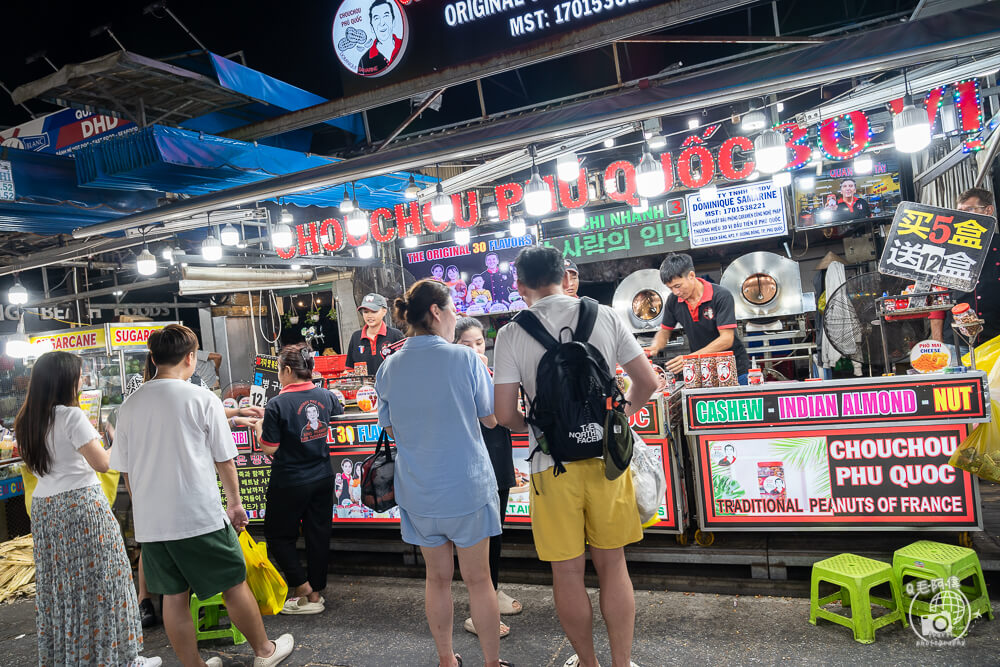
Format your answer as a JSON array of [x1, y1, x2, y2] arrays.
[[190, 592, 247, 645], [809, 553, 907, 644], [892, 540, 994, 633]]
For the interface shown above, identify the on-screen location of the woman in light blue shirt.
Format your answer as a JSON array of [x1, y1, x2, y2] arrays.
[[376, 279, 511, 667]]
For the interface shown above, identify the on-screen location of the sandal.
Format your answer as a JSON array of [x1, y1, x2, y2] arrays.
[[499, 661, 515, 667], [440, 653, 462, 667], [497, 590, 523, 616], [463, 617, 510, 638]]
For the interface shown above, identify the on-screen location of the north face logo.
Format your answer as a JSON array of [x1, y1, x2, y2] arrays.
[[568, 422, 603, 444]]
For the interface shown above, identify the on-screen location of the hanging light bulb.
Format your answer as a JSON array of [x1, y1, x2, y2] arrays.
[[280, 208, 294, 224], [603, 137, 615, 148], [487, 205, 499, 220], [509, 216, 527, 237], [290, 264, 302, 271], [404, 174, 421, 199], [647, 134, 667, 150], [523, 168, 552, 217], [7, 276, 28, 306], [220, 223, 240, 246], [403, 235, 418, 248], [687, 118, 699, 129], [272, 223, 294, 249], [632, 198, 650, 214], [700, 183, 718, 201], [431, 183, 453, 223], [556, 150, 579, 182], [754, 129, 787, 173], [160, 245, 174, 262], [340, 188, 355, 213], [346, 209, 368, 237], [894, 96, 931, 153], [854, 153, 874, 174], [796, 175, 816, 191], [136, 245, 157, 276], [357, 243, 374, 259], [5, 318, 29, 359], [455, 228, 471, 245], [568, 209, 586, 228], [201, 233, 223, 261], [635, 148, 665, 198], [772, 172, 792, 187], [741, 108, 768, 133]]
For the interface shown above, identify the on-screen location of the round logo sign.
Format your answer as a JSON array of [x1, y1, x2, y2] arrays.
[[222, 397, 238, 409], [909, 339, 952, 373], [332, 0, 408, 78], [356, 384, 378, 413]]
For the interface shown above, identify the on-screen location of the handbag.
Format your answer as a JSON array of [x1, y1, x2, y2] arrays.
[[630, 428, 667, 525], [238, 530, 288, 616], [360, 429, 397, 512]]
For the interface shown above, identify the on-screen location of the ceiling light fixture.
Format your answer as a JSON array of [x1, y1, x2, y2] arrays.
[[431, 165, 453, 223], [687, 118, 699, 130], [509, 216, 527, 237], [568, 209, 586, 228], [340, 187, 355, 213], [603, 137, 615, 148], [404, 174, 421, 199], [700, 183, 719, 201], [556, 150, 579, 182], [632, 198, 650, 214], [772, 172, 792, 187], [487, 205, 500, 220], [796, 175, 816, 191], [754, 129, 788, 173], [455, 228, 471, 245], [403, 235, 418, 248], [854, 153, 874, 174], [635, 146, 665, 198], [280, 208, 294, 224], [357, 243, 374, 259], [647, 133, 667, 151], [5, 318, 29, 359], [272, 223, 294, 249], [7, 275, 28, 306], [894, 68, 932, 153], [136, 245, 157, 276], [201, 233, 223, 262], [346, 208, 368, 237], [523, 146, 552, 217], [220, 223, 240, 246], [741, 107, 768, 133]]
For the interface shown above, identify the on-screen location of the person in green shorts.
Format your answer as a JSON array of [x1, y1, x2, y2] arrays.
[[111, 324, 294, 667]]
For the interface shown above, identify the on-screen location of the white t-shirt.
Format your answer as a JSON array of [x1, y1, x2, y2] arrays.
[[32, 405, 101, 498], [493, 294, 644, 474], [110, 378, 237, 542]]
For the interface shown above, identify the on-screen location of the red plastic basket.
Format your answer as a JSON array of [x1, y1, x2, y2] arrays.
[[314, 354, 347, 374]]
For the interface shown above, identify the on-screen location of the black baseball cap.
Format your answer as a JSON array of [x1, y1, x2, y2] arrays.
[[563, 258, 579, 274], [357, 293, 388, 311]]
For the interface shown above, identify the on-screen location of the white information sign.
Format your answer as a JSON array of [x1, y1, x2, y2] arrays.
[[0, 161, 14, 201], [685, 181, 787, 248]]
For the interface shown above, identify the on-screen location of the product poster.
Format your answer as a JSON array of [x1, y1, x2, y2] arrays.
[[694, 424, 980, 529]]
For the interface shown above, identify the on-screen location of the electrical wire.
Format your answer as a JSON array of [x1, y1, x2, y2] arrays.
[[258, 289, 282, 347]]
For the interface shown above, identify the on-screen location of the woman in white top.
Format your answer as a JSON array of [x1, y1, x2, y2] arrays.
[[15, 351, 159, 667]]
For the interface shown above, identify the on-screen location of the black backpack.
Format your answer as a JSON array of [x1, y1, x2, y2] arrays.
[[512, 297, 628, 475]]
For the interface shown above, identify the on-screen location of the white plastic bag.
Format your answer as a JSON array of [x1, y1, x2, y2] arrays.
[[631, 429, 667, 524]]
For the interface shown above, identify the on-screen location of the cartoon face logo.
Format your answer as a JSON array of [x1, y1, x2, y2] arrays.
[[703, 307, 715, 320], [332, 0, 408, 78]]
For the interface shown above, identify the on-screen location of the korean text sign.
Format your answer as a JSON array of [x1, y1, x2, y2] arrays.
[[543, 217, 689, 264], [879, 201, 996, 291], [685, 181, 787, 248], [695, 424, 979, 529]]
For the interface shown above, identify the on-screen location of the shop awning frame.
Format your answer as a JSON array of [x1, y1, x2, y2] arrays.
[[56, 3, 1000, 243]]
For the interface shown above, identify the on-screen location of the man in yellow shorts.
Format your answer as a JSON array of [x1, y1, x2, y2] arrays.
[[494, 246, 659, 667]]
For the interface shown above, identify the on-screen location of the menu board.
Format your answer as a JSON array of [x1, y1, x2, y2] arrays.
[[692, 423, 980, 530], [250, 355, 281, 409], [879, 201, 996, 292], [685, 181, 786, 248], [684, 374, 988, 432]]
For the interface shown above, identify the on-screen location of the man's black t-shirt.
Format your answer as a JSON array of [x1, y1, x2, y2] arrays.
[[835, 197, 871, 221], [661, 279, 750, 377], [345, 322, 405, 375], [260, 383, 344, 488]]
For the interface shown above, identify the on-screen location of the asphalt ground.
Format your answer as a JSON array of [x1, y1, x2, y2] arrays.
[[2, 575, 999, 666]]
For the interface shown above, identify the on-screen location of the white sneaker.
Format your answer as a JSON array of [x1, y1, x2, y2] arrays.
[[280, 596, 325, 615], [205, 658, 223, 667], [127, 658, 162, 667], [254, 633, 294, 667]]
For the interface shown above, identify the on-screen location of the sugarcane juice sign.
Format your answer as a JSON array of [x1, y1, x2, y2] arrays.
[[695, 423, 979, 529], [29, 328, 106, 353], [685, 375, 987, 431], [879, 201, 996, 292], [108, 324, 165, 349]]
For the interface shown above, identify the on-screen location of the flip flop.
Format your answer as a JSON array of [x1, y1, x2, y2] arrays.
[[463, 617, 510, 638], [497, 590, 523, 616]]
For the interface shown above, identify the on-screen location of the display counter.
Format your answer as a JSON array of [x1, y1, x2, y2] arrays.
[[681, 373, 990, 531], [230, 395, 687, 533]]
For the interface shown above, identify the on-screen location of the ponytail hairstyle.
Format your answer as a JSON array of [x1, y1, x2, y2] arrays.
[[393, 279, 451, 335], [278, 342, 315, 381], [14, 351, 83, 477]]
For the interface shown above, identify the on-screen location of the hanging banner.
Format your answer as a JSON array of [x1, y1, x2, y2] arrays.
[[542, 217, 689, 264], [879, 201, 997, 292], [684, 373, 988, 432], [692, 423, 980, 530], [685, 181, 787, 248], [538, 197, 686, 239]]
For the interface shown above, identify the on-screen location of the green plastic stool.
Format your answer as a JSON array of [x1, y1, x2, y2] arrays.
[[190, 592, 246, 645], [892, 540, 994, 634], [809, 553, 907, 644]]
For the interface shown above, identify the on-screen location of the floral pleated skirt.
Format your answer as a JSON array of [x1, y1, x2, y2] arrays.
[[32, 484, 142, 667]]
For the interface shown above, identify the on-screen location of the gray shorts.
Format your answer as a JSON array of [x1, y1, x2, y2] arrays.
[[399, 495, 502, 549]]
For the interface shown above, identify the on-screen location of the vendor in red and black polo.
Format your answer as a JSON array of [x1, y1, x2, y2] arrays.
[[345, 292, 405, 376], [646, 253, 751, 384]]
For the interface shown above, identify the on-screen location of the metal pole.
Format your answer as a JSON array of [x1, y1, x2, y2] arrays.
[[376, 88, 447, 152]]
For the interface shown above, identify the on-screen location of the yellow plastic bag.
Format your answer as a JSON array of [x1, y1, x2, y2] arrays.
[[949, 354, 1000, 483], [238, 530, 288, 616], [21, 466, 120, 518], [962, 334, 1000, 370]]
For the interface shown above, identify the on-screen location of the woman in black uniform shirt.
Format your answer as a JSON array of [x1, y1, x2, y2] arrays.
[[255, 343, 344, 615], [454, 318, 524, 638]]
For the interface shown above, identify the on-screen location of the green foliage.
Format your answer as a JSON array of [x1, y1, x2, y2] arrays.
[[712, 474, 746, 500], [768, 437, 832, 498]]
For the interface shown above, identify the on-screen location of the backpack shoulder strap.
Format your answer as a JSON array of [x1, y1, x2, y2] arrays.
[[573, 297, 599, 343], [512, 309, 559, 351]]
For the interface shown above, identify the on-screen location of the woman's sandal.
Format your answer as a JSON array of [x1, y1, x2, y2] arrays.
[[441, 653, 461, 667], [498, 661, 515, 667], [497, 590, 523, 615], [463, 617, 510, 637]]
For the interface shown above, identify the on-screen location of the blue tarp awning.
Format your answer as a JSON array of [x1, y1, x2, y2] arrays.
[[0, 147, 161, 234]]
